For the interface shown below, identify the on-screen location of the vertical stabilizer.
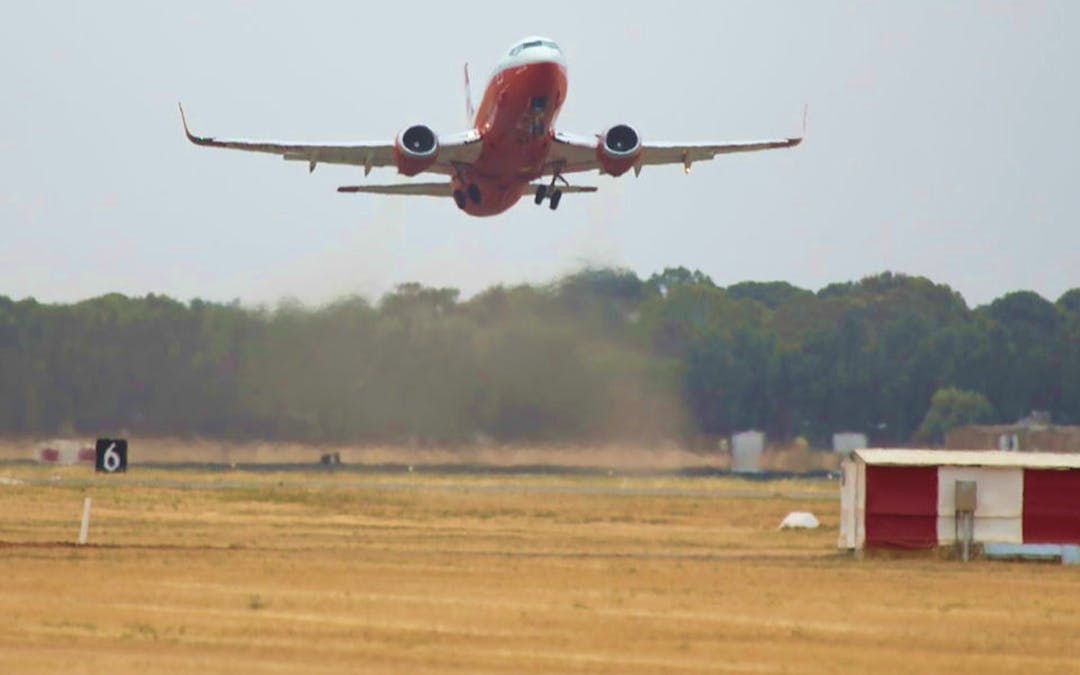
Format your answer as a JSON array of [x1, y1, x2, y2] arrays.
[[464, 63, 476, 127]]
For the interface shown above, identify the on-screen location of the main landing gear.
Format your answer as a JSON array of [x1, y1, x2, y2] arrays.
[[453, 183, 483, 210], [535, 173, 567, 211]]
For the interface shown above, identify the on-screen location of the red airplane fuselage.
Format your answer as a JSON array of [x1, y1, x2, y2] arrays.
[[452, 60, 567, 216]]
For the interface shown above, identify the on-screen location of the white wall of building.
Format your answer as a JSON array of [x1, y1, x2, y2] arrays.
[[936, 466, 1023, 544]]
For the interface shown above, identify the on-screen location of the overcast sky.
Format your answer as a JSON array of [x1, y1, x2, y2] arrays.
[[2, 1, 1077, 308]]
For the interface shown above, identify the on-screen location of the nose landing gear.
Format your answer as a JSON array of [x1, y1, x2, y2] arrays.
[[529, 97, 548, 137]]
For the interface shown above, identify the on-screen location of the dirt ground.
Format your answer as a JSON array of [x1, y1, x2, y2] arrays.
[[0, 465, 1076, 674]]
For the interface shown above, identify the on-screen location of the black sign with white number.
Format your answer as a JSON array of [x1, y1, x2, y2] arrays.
[[95, 438, 128, 473]]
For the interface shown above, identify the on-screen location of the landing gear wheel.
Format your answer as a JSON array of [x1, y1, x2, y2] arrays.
[[452, 190, 467, 210], [534, 184, 548, 205], [467, 183, 482, 204], [549, 189, 563, 211]]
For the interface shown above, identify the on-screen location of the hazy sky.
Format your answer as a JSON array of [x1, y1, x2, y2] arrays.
[[2, 1, 1077, 308]]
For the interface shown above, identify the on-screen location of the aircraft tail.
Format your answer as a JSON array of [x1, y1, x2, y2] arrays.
[[464, 63, 476, 127]]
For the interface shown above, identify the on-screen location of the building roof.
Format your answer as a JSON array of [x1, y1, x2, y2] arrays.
[[950, 424, 1080, 435], [854, 448, 1080, 469]]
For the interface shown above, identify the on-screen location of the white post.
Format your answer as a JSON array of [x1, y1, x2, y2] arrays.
[[78, 497, 92, 545]]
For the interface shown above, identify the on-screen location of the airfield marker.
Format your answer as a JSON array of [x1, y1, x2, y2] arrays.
[[78, 497, 92, 545]]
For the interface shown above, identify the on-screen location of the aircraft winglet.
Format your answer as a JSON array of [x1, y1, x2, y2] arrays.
[[178, 103, 194, 140], [178, 102, 209, 145], [782, 104, 808, 148]]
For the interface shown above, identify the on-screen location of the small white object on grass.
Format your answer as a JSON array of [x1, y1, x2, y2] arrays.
[[779, 511, 819, 530], [78, 497, 92, 545]]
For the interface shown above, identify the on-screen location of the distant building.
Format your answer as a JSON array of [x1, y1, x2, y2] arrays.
[[945, 425, 1080, 453], [731, 430, 765, 473], [832, 432, 868, 455], [1015, 410, 1052, 428], [36, 439, 95, 465]]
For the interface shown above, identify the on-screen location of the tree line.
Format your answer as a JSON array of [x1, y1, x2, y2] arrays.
[[1, 269, 1077, 446]]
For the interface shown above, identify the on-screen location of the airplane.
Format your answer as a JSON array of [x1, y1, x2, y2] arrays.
[[180, 36, 803, 217]]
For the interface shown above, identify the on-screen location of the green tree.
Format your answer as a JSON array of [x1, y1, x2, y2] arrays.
[[644, 267, 715, 297], [1058, 288, 1080, 316], [914, 387, 994, 444], [979, 291, 1063, 420], [725, 281, 811, 309], [0, 269, 1067, 446]]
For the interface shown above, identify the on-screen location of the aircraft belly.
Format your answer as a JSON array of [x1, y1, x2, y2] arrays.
[[454, 59, 567, 215], [474, 61, 567, 181], [452, 174, 527, 217]]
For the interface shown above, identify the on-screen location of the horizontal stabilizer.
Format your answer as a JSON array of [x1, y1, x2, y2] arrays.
[[530, 184, 598, 193], [337, 183, 451, 197], [338, 183, 599, 197]]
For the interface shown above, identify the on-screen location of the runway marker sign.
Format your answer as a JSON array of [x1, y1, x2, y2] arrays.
[[95, 438, 128, 473]]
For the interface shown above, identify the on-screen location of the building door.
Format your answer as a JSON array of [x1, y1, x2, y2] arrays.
[[1023, 469, 1080, 543], [865, 465, 938, 548]]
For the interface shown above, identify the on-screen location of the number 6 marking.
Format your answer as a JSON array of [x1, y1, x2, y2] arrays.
[[103, 442, 121, 472]]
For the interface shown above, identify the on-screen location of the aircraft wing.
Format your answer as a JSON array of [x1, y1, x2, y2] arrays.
[[636, 137, 802, 168], [337, 183, 598, 196], [548, 130, 802, 176], [179, 105, 482, 176]]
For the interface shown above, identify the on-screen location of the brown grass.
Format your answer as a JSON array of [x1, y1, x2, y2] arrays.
[[0, 466, 1076, 673]]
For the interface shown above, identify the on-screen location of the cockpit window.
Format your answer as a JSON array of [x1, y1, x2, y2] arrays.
[[509, 40, 560, 56]]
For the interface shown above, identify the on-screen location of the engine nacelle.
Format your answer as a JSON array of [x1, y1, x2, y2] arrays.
[[393, 124, 440, 176], [596, 124, 642, 177]]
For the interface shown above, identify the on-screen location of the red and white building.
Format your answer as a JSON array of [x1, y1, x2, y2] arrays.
[[839, 449, 1080, 550], [36, 439, 96, 465]]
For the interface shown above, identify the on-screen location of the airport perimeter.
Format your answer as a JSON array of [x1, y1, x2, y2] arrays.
[[1, 465, 1078, 674]]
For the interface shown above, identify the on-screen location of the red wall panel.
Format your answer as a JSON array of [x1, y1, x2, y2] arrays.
[[865, 465, 939, 548], [1023, 469, 1080, 543]]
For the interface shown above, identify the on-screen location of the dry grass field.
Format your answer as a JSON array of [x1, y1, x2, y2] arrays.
[[1, 465, 1077, 674]]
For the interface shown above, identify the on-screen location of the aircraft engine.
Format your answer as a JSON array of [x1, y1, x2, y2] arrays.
[[596, 124, 642, 177], [393, 124, 440, 176]]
